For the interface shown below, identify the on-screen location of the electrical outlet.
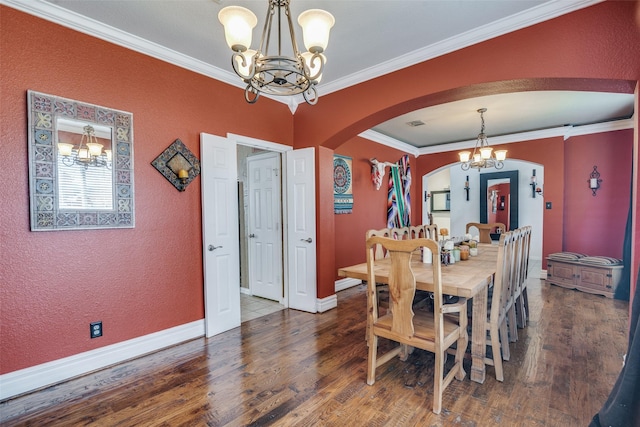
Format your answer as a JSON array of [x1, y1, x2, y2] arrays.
[[90, 321, 102, 338], [545, 202, 552, 209]]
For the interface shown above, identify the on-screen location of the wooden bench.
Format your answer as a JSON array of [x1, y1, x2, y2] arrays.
[[546, 257, 623, 298]]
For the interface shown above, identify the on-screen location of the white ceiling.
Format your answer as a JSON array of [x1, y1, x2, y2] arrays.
[[6, 0, 635, 150]]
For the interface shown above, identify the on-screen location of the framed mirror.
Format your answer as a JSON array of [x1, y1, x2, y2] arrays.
[[27, 91, 134, 231], [479, 171, 518, 231], [430, 190, 450, 212]]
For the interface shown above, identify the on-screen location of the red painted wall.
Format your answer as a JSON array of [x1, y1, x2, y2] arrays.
[[564, 131, 633, 258], [0, 7, 292, 374], [2, 0, 639, 378], [333, 137, 418, 274], [487, 183, 510, 228], [295, 1, 638, 293]]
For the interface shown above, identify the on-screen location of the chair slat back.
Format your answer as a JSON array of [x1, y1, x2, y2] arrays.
[[366, 228, 391, 260], [491, 231, 515, 324], [390, 227, 410, 240], [423, 224, 439, 240], [408, 225, 426, 239]]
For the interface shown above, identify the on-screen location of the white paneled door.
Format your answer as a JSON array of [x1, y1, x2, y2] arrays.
[[200, 133, 240, 338], [285, 148, 317, 313], [247, 152, 283, 302]]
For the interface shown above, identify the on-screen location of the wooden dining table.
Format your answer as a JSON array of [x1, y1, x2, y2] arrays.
[[338, 243, 499, 384]]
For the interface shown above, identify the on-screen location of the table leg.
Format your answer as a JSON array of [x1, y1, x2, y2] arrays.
[[470, 283, 488, 383]]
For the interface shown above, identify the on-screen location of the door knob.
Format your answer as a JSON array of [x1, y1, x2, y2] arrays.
[[249, 234, 256, 238], [208, 245, 222, 251], [301, 237, 313, 243]]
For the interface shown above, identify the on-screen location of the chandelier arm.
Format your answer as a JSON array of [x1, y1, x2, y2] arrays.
[[231, 52, 255, 81], [495, 161, 504, 170], [61, 155, 74, 167], [305, 52, 325, 82], [244, 85, 260, 104], [461, 162, 471, 171], [302, 85, 318, 105]]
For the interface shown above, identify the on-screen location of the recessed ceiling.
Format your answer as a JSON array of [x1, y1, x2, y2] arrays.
[[7, 0, 634, 149]]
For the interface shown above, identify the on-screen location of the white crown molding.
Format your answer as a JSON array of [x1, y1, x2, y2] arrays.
[[0, 320, 204, 401], [362, 117, 634, 158], [1, 0, 604, 114], [321, 0, 605, 96], [358, 130, 421, 157]]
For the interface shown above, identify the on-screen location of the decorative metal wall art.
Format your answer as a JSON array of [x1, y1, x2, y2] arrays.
[[152, 139, 200, 192], [588, 165, 602, 196]]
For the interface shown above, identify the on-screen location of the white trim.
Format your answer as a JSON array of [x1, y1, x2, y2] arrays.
[[0, 320, 204, 401], [358, 130, 420, 157], [418, 118, 635, 156], [316, 294, 337, 313], [540, 269, 548, 280], [0, 0, 604, 112], [360, 117, 634, 158], [226, 133, 292, 153], [320, 0, 604, 97], [240, 287, 251, 295], [335, 277, 362, 293]]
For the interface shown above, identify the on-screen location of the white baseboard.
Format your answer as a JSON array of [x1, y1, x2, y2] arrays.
[[0, 320, 205, 401], [240, 287, 251, 295], [316, 294, 337, 313], [540, 269, 547, 280], [335, 277, 362, 292]]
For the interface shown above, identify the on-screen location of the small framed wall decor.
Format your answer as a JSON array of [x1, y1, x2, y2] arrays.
[[151, 139, 200, 192]]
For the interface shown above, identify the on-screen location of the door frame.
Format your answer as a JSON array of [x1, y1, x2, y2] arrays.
[[227, 133, 293, 308]]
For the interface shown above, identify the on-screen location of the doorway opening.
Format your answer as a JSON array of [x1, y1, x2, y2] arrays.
[[237, 145, 285, 323]]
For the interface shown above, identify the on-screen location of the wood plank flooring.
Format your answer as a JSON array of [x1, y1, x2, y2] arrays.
[[1, 272, 629, 426]]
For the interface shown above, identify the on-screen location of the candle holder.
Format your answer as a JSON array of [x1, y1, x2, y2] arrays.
[[588, 165, 602, 196], [464, 175, 470, 201], [152, 139, 201, 192]]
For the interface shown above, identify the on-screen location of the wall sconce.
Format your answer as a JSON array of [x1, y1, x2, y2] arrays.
[[588, 165, 602, 196], [151, 139, 201, 192], [530, 169, 544, 197], [464, 175, 470, 201], [531, 169, 537, 198]]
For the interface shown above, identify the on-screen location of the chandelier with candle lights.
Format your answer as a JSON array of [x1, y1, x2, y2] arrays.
[[218, 0, 334, 105], [458, 108, 507, 170], [58, 124, 112, 169]]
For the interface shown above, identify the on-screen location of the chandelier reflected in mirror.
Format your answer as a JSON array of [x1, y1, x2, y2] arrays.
[[58, 124, 112, 169], [218, 0, 334, 105], [458, 108, 507, 171]]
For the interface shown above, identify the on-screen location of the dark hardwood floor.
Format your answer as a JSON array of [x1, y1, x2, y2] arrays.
[[1, 271, 629, 426]]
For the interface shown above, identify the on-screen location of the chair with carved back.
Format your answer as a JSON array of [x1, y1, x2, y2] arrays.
[[484, 230, 515, 381], [365, 228, 392, 310], [408, 225, 426, 239], [423, 224, 439, 241], [466, 222, 506, 244], [365, 236, 468, 414], [390, 227, 410, 240]]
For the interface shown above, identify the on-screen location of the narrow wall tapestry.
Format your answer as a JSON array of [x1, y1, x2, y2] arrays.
[[387, 155, 411, 228], [334, 154, 353, 214]]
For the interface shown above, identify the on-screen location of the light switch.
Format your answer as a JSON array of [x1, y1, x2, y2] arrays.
[[545, 202, 552, 209]]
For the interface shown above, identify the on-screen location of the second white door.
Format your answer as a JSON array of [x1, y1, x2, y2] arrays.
[[247, 152, 283, 302]]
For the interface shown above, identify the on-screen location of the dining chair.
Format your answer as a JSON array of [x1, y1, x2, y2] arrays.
[[365, 228, 392, 310], [390, 227, 410, 240], [484, 230, 515, 381], [515, 226, 532, 328], [408, 225, 426, 239], [466, 222, 506, 244], [365, 236, 468, 414], [506, 228, 523, 343], [423, 224, 439, 240]]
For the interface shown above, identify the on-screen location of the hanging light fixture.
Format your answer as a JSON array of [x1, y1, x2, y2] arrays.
[[458, 108, 507, 171], [218, 0, 335, 105], [58, 124, 112, 169]]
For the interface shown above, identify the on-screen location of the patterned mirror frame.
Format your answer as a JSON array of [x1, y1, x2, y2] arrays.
[[27, 90, 135, 231]]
